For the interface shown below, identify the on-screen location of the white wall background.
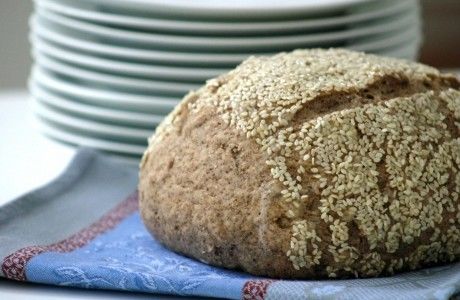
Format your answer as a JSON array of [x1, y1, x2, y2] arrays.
[[0, 0, 33, 90]]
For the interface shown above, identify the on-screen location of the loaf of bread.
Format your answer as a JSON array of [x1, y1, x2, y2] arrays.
[[139, 49, 460, 279]]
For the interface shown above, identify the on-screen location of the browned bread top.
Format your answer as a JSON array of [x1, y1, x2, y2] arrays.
[[140, 49, 460, 279]]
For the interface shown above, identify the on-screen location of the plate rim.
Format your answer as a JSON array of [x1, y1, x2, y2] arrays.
[[30, 81, 164, 127], [36, 0, 414, 33], [71, 0, 370, 18], [32, 66, 181, 111], [33, 51, 201, 95], [32, 36, 229, 81], [34, 115, 146, 156], [31, 17, 420, 65], [33, 97, 153, 141], [31, 21, 258, 65], [36, 8, 418, 49]]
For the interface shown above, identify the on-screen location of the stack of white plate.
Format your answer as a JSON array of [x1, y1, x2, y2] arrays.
[[29, 0, 422, 160]]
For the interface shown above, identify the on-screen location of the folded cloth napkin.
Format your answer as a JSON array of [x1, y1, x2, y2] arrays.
[[1, 149, 459, 300]]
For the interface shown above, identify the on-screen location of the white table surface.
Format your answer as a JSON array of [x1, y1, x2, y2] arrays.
[[0, 90, 196, 300], [0, 91, 75, 205]]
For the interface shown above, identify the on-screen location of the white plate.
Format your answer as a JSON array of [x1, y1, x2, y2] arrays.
[[31, 15, 419, 66], [33, 51, 200, 96], [35, 8, 418, 51], [31, 22, 260, 66], [71, 0, 369, 20], [32, 36, 228, 82], [33, 97, 152, 142], [376, 38, 421, 60], [35, 0, 414, 35], [33, 27, 421, 80], [348, 23, 420, 54], [88, 0, 367, 13], [35, 116, 146, 157], [30, 82, 163, 128], [32, 66, 181, 113]]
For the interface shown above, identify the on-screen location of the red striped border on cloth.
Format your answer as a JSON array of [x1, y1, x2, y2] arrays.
[[2, 191, 138, 281], [243, 280, 275, 300]]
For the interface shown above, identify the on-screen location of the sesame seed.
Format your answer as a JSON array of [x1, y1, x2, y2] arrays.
[[153, 48, 460, 277]]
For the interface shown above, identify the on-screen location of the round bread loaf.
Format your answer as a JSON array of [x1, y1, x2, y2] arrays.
[[139, 49, 460, 279]]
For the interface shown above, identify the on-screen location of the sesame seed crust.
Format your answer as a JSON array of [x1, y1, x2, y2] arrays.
[[140, 49, 460, 279]]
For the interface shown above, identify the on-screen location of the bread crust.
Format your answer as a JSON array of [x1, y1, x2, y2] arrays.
[[139, 49, 460, 279]]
